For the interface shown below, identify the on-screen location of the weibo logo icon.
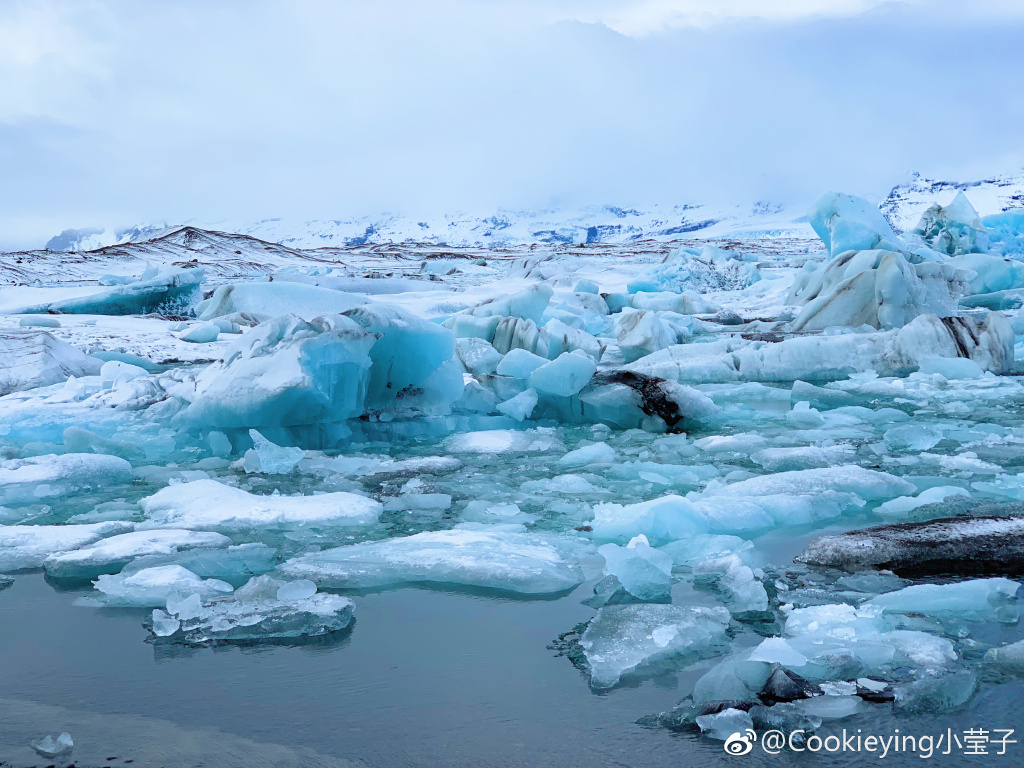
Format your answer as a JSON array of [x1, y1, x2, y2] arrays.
[[723, 730, 755, 755]]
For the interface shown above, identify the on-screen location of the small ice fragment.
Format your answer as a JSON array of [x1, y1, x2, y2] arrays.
[[151, 609, 181, 637], [32, 732, 73, 757], [277, 580, 318, 602], [748, 637, 808, 667]]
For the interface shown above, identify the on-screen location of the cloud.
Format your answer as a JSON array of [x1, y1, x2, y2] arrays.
[[1, 0, 1022, 249]]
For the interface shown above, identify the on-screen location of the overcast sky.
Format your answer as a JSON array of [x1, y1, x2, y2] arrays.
[[2, 0, 1023, 249]]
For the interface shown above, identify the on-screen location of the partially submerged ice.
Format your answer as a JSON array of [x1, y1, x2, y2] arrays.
[[580, 604, 731, 689], [149, 574, 354, 644], [280, 528, 586, 595]]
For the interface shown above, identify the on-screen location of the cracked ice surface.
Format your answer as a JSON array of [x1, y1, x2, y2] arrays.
[[2, 196, 1024, 746]]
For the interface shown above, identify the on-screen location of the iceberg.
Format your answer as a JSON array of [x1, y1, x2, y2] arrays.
[[13, 265, 204, 316], [908, 192, 989, 256], [178, 314, 374, 429], [279, 528, 585, 595], [195, 281, 368, 321], [808, 192, 902, 259], [0, 330, 101, 396], [528, 351, 596, 397], [627, 245, 759, 294], [139, 479, 382, 530], [579, 603, 731, 689], [614, 310, 677, 363], [788, 249, 965, 331]]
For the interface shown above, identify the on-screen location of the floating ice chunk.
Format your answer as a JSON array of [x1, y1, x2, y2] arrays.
[[749, 637, 808, 667], [786, 401, 825, 429], [280, 529, 585, 595], [694, 554, 769, 613], [195, 282, 368, 321], [882, 423, 943, 451], [983, 639, 1024, 676], [180, 322, 221, 343], [796, 695, 864, 720], [44, 529, 230, 580], [629, 291, 716, 315], [785, 603, 888, 638], [18, 315, 61, 328], [528, 351, 596, 397], [445, 429, 563, 455], [0, 453, 132, 505], [558, 442, 615, 468], [99, 359, 148, 388], [875, 486, 970, 520], [659, 534, 753, 569], [574, 279, 599, 294], [881, 630, 957, 667], [598, 535, 673, 602], [496, 388, 538, 421], [909, 192, 989, 256], [449, 284, 553, 325], [694, 433, 767, 455], [495, 348, 548, 379], [277, 579, 317, 602], [338, 304, 460, 411], [151, 578, 355, 644], [580, 603, 731, 689], [461, 501, 536, 526], [893, 670, 976, 714], [865, 578, 1020, 621], [696, 708, 754, 741], [455, 337, 502, 376], [750, 446, 856, 472], [151, 609, 181, 637], [615, 310, 676, 363], [808, 192, 901, 260], [916, 355, 983, 379], [181, 314, 375, 429], [0, 521, 132, 572], [16, 266, 203, 315], [94, 565, 233, 607], [243, 429, 304, 474], [0, 330, 101, 395], [789, 249, 965, 331], [701, 466, 914, 502], [124, 542, 278, 587], [629, 245, 759, 295], [139, 479, 382, 531], [690, 497, 776, 534], [31, 732, 74, 758], [590, 495, 709, 544]]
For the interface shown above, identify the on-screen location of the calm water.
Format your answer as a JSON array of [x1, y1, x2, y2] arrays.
[[1, 573, 1022, 768]]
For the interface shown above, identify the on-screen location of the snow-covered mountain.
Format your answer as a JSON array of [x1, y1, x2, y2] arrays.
[[880, 171, 1024, 232], [38, 171, 1024, 253], [41, 202, 813, 253]]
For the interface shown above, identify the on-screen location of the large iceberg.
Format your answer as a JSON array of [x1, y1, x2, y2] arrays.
[[279, 528, 585, 595], [808, 192, 902, 260], [788, 249, 965, 331], [13, 266, 203, 316], [908, 192, 990, 256], [0, 331, 102, 396]]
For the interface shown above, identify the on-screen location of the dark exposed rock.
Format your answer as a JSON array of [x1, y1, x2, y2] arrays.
[[797, 507, 1024, 577]]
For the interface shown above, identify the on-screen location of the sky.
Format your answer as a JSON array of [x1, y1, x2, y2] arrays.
[[1, 0, 1023, 250]]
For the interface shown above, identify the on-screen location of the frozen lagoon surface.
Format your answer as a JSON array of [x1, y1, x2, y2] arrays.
[[3, 194, 1024, 766]]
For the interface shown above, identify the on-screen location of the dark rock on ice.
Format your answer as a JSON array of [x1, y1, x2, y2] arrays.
[[797, 508, 1024, 577]]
